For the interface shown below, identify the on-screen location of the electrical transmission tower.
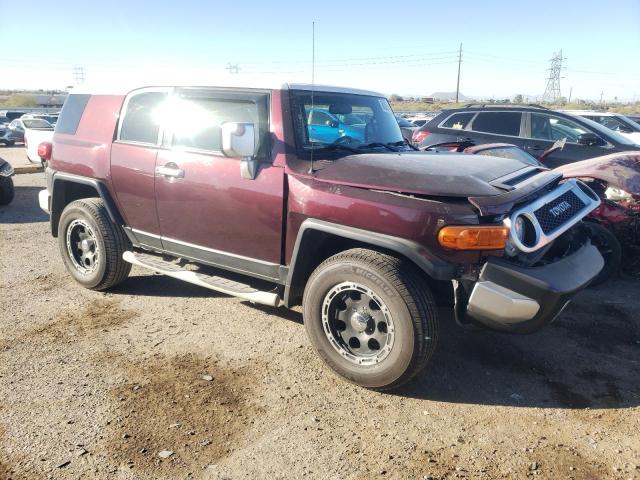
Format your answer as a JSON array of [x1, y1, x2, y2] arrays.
[[542, 50, 565, 102], [225, 63, 240, 74], [72, 66, 85, 85]]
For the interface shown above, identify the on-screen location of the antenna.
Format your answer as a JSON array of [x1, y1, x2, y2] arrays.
[[308, 21, 316, 174]]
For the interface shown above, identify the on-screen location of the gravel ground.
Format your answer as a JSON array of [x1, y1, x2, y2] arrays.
[[1, 173, 639, 480], [0, 145, 32, 168]]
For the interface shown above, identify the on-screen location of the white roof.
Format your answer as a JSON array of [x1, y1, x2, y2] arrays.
[[561, 110, 618, 116], [70, 77, 384, 98]]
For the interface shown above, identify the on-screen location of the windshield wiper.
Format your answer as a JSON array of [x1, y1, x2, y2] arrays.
[[390, 140, 418, 151], [313, 143, 361, 154], [358, 142, 398, 152]]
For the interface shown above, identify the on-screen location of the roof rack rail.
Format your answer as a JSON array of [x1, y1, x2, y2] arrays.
[[462, 103, 550, 110]]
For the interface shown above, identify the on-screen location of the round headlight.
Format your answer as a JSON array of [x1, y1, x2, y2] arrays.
[[514, 215, 526, 242]]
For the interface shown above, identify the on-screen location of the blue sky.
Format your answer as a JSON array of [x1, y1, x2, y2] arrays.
[[2, 0, 639, 100]]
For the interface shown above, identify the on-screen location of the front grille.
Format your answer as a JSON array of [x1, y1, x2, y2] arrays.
[[534, 190, 586, 234]]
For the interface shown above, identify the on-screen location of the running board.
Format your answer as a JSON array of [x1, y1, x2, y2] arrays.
[[122, 251, 281, 307]]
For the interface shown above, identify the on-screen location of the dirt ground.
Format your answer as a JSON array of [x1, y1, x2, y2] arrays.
[[1, 172, 639, 480]]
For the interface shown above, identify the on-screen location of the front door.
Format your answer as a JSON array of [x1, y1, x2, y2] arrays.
[[110, 88, 170, 249], [524, 112, 612, 168], [154, 88, 284, 281]]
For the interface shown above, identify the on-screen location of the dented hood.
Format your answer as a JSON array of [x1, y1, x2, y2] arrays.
[[311, 151, 533, 197], [555, 151, 640, 195]]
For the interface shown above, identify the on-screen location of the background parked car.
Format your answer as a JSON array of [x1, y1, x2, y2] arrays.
[[395, 114, 418, 143], [562, 110, 640, 144], [627, 115, 640, 123], [1, 117, 53, 147], [0, 156, 15, 205], [21, 113, 59, 127], [412, 105, 640, 168]]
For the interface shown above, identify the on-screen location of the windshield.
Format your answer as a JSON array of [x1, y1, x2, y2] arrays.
[[290, 90, 404, 154], [576, 116, 637, 145], [23, 119, 53, 129]]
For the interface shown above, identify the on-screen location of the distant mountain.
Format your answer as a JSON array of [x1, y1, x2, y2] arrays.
[[429, 91, 469, 101]]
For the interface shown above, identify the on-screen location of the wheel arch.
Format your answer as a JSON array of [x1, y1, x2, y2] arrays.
[[283, 219, 457, 307], [50, 172, 124, 238]]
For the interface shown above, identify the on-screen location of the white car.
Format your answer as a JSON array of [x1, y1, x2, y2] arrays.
[[562, 110, 640, 144]]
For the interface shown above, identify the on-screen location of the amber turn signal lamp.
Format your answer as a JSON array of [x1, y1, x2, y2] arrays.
[[438, 225, 509, 250]]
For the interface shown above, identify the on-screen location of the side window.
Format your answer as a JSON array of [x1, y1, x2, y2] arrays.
[[167, 91, 269, 157], [55, 94, 90, 134], [530, 113, 589, 142], [471, 112, 522, 136], [119, 91, 168, 144], [441, 112, 474, 130]]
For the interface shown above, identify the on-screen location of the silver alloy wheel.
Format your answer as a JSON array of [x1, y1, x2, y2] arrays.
[[321, 282, 395, 365], [66, 219, 99, 274]]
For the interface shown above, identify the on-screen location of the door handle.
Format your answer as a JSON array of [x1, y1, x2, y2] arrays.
[[155, 163, 184, 178], [526, 145, 545, 151]]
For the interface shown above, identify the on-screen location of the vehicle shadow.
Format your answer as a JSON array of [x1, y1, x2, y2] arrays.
[[110, 274, 222, 298], [0, 186, 48, 224], [397, 280, 640, 409]]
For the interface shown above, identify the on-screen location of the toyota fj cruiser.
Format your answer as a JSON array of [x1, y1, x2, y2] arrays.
[[38, 83, 603, 390]]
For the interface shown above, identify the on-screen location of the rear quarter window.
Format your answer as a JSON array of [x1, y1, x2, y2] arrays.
[[55, 94, 91, 135], [440, 112, 474, 130]]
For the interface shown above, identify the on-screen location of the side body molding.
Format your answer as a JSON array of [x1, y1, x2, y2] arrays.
[[283, 218, 457, 307]]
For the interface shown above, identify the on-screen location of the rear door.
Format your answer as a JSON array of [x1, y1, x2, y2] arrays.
[[153, 88, 284, 280], [110, 88, 170, 249]]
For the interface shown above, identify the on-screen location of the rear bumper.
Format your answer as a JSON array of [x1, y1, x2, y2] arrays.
[[465, 241, 603, 333], [38, 189, 49, 213]]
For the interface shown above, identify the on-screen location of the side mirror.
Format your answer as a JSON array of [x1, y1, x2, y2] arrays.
[[577, 132, 605, 146], [221, 122, 258, 180], [617, 126, 632, 134]]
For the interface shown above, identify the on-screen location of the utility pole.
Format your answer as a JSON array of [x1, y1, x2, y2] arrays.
[[455, 43, 462, 103], [568, 86, 573, 103], [600, 91, 604, 104]]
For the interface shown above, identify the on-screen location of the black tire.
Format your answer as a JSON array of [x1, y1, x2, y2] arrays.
[[5, 140, 15, 147], [0, 176, 14, 205], [303, 248, 438, 390], [585, 222, 622, 286], [58, 198, 131, 290]]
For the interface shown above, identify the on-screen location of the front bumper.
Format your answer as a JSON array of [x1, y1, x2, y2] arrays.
[[465, 241, 604, 333]]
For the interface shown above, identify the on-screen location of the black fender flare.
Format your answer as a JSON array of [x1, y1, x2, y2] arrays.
[[283, 218, 457, 307], [49, 170, 125, 237]]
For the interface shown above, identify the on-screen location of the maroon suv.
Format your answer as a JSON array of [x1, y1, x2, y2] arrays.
[[38, 83, 603, 390]]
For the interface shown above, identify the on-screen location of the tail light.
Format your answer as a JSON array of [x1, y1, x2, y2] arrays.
[[38, 141, 52, 161], [412, 130, 430, 144]]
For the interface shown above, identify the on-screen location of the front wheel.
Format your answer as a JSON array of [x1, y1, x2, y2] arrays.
[[0, 176, 15, 205], [585, 222, 622, 286], [303, 248, 438, 390], [58, 198, 131, 290]]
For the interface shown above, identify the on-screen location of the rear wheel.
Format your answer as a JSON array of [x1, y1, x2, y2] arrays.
[[303, 248, 438, 390], [0, 176, 15, 205], [58, 198, 131, 290], [585, 222, 622, 286]]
